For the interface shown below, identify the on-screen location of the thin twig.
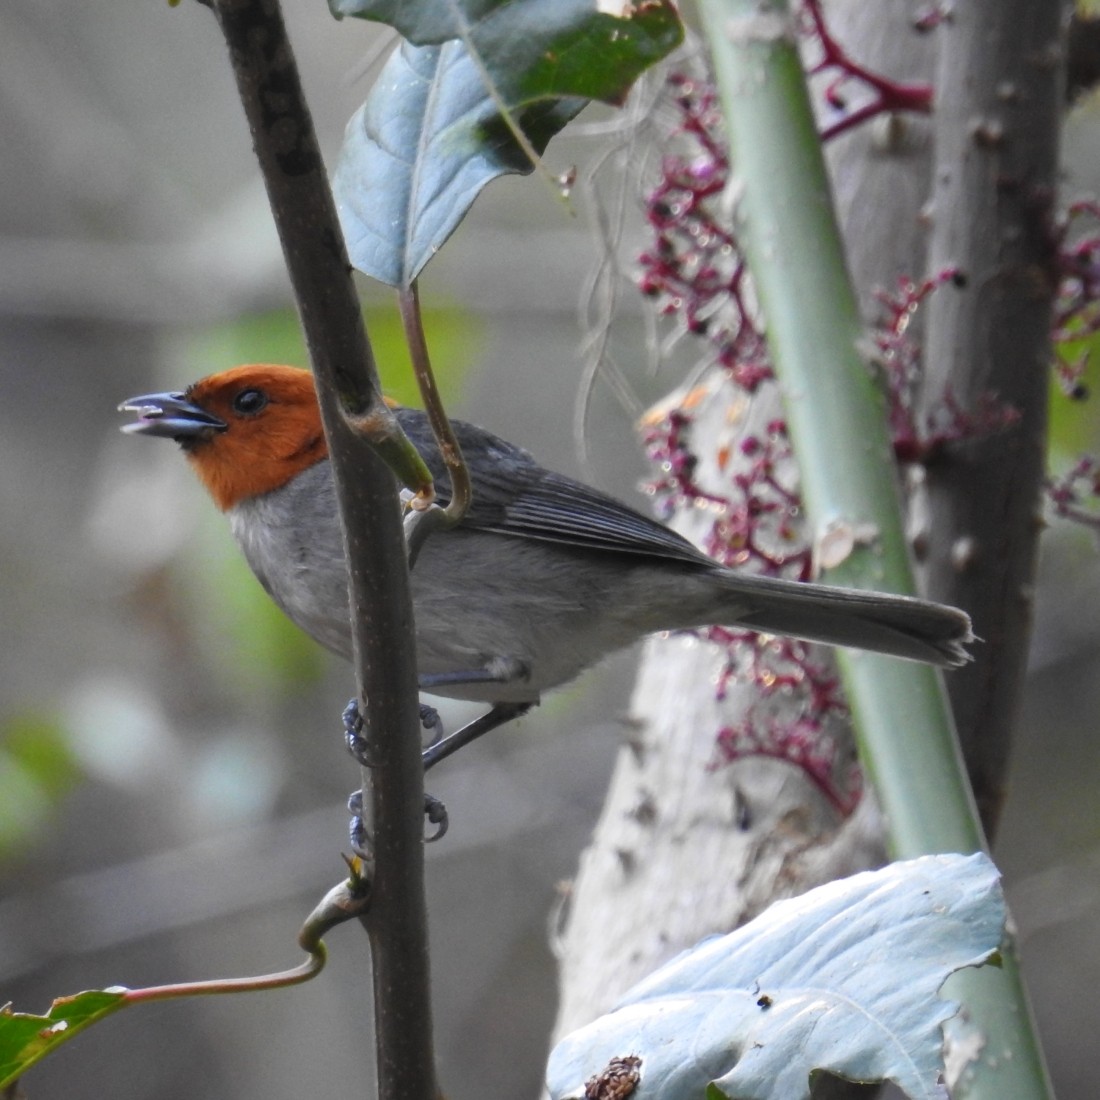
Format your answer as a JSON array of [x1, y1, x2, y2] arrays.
[[399, 280, 472, 525]]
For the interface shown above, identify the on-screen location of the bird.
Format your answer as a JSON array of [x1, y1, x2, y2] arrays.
[[120, 364, 971, 768]]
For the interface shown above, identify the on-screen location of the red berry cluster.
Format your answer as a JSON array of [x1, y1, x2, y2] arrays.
[[637, 73, 771, 391], [713, 661, 862, 817]]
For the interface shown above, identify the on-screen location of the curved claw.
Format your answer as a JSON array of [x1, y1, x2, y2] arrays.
[[349, 818, 371, 858], [342, 698, 362, 730], [424, 794, 449, 841], [351, 783, 449, 845], [419, 703, 444, 747], [347, 791, 372, 857], [344, 697, 381, 766], [347, 698, 445, 759], [349, 816, 368, 855]]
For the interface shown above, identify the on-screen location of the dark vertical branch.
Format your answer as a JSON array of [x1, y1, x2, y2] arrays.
[[919, 1, 1069, 837], [1068, 11, 1100, 102], [203, 2, 438, 1098]]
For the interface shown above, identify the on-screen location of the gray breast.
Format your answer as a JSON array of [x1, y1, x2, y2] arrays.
[[227, 462, 353, 660]]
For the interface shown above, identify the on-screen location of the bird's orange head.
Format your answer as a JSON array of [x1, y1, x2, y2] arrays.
[[120, 364, 328, 511]]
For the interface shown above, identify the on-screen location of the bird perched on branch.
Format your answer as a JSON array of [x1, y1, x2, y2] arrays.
[[121, 364, 971, 767]]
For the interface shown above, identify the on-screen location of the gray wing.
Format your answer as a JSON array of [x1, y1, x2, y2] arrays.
[[397, 407, 711, 566], [485, 469, 711, 564]]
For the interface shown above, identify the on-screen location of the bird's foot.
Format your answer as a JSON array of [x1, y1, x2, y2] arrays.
[[347, 788, 370, 856], [344, 697, 445, 765], [423, 794, 448, 841], [343, 697, 370, 765], [347, 786, 449, 847], [419, 702, 444, 747]]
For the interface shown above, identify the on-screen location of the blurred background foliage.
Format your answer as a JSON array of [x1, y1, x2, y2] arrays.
[[0, 3, 1099, 1099], [0, 712, 79, 861], [1052, 326, 1100, 458]]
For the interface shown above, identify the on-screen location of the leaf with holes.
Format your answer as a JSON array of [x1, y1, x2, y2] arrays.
[[546, 853, 1004, 1100], [331, 0, 682, 285], [0, 989, 128, 1088]]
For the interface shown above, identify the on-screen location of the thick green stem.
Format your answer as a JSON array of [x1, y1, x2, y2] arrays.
[[695, 0, 980, 854], [696, 2, 1052, 1096]]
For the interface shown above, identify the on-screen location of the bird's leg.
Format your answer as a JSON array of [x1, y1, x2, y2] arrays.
[[344, 658, 532, 841], [406, 701, 534, 841], [416, 658, 535, 770], [344, 658, 528, 763], [417, 655, 530, 693], [421, 701, 533, 771]]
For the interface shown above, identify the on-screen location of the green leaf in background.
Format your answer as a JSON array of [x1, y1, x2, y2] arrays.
[[547, 853, 1004, 1100], [1050, 329, 1100, 460], [2, 712, 78, 800], [330, 1, 682, 285], [0, 989, 127, 1089], [0, 713, 80, 859]]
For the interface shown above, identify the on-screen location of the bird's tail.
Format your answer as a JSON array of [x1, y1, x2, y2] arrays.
[[705, 570, 974, 668]]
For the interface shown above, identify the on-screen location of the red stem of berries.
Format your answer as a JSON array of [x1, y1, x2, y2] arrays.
[[1053, 199, 1100, 400], [801, 0, 932, 142]]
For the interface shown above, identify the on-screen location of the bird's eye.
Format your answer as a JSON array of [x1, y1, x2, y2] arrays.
[[232, 388, 268, 416]]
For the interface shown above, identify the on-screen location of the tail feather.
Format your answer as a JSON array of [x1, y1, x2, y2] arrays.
[[713, 572, 974, 668]]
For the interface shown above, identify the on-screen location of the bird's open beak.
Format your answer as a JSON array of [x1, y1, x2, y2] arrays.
[[118, 391, 227, 441]]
